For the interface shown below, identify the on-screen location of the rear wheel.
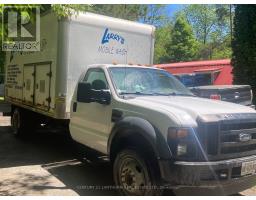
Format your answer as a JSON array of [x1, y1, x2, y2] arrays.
[[11, 107, 34, 137], [113, 148, 162, 196], [11, 108, 23, 137]]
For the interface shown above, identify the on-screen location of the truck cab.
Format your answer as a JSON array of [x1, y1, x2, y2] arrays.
[[70, 64, 256, 195]]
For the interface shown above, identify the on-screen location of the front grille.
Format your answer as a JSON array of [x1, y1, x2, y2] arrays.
[[198, 114, 256, 161], [219, 122, 256, 155], [221, 122, 256, 131]]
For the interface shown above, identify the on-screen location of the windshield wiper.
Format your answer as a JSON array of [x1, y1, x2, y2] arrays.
[[150, 92, 174, 96], [152, 92, 195, 97], [119, 91, 195, 97], [170, 93, 196, 97], [119, 91, 154, 95]]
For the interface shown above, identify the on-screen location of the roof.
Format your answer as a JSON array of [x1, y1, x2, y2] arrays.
[[157, 59, 231, 69], [88, 64, 160, 70], [194, 67, 222, 73], [70, 12, 155, 35]]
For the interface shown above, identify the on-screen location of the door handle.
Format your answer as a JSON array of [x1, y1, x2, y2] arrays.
[[73, 102, 77, 112]]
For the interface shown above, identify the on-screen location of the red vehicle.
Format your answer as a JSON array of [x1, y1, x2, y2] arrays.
[[157, 59, 254, 108], [157, 59, 232, 86]]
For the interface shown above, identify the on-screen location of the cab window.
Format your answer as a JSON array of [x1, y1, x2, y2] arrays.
[[83, 68, 108, 90]]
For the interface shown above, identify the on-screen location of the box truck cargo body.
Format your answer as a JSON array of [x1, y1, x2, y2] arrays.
[[4, 12, 155, 119]]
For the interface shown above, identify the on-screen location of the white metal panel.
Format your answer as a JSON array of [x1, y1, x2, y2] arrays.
[[23, 65, 34, 105], [65, 19, 155, 113], [4, 12, 58, 116], [5, 64, 23, 101], [70, 12, 154, 36], [35, 64, 51, 110]]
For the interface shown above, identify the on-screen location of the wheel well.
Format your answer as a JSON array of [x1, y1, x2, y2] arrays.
[[110, 131, 158, 163]]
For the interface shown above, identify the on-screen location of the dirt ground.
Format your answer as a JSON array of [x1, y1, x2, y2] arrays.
[[0, 116, 255, 196]]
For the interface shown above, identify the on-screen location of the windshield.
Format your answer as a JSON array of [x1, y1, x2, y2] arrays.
[[109, 67, 194, 96]]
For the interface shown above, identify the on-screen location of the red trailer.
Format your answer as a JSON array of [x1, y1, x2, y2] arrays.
[[157, 59, 233, 85]]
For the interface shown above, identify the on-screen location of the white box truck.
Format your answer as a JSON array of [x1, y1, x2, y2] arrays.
[[5, 11, 256, 195], [5, 11, 155, 120]]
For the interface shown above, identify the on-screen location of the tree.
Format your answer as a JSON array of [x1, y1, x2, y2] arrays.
[[167, 16, 198, 62], [93, 5, 142, 21], [51, 4, 92, 17], [232, 5, 256, 102], [211, 34, 232, 59], [183, 5, 217, 44], [154, 25, 172, 63], [215, 5, 234, 44], [139, 5, 168, 27], [93, 4, 168, 27], [178, 4, 233, 60]]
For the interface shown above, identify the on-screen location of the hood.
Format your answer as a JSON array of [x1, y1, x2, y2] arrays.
[[127, 96, 256, 126]]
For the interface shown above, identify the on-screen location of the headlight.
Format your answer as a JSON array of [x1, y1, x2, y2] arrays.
[[177, 143, 187, 156], [167, 127, 197, 160]]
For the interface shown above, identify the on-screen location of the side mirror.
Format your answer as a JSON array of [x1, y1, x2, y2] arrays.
[[77, 82, 92, 103]]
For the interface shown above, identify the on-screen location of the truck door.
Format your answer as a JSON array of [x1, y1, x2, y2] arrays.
[[35, 63, 51, 110], [70, 68, 112, 154], [23, 65, 35, 105]]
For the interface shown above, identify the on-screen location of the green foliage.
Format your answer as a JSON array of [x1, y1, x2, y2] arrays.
[[139, 5, 168, 27], [211, 34, 232, 59], [154, 25, 172, 63], [215, 5, 232, 33], [51, 4, 92, 17], [232, 5, 256, 101], [93, 4, 168, 27], [183, 5, 217, 44], [93, 5, 142, 21], [174, 4, 233, 61], [167, 16, 199, 62]]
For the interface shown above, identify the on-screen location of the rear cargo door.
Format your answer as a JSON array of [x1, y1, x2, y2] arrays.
[[35, 63, 51, 110], [23, 65, 35, 105]]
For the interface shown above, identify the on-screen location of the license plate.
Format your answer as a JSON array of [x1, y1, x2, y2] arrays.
[[241, 160, 256, 176]]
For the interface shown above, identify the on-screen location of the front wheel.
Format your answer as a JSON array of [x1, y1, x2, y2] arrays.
[[113, 149, 162, 196]]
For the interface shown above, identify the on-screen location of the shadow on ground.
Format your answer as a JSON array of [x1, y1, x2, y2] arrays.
[[0, 123, 247, 196], [0, 123, 177, 195], [0, 125, 117, 195]]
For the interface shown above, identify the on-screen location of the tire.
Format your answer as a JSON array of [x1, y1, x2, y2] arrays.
[[113, 148, 162, 196], [11, 108, 30, 137]]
